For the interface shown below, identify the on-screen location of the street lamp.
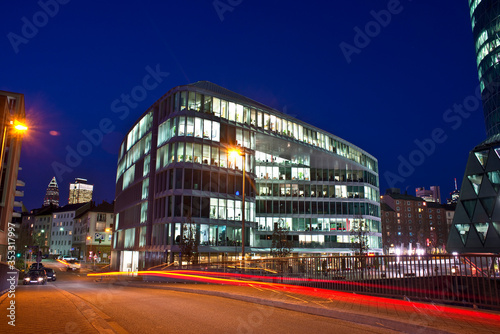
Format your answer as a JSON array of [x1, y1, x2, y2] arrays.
[[12, 120, 28, 132], [229, 148, 245, 259]]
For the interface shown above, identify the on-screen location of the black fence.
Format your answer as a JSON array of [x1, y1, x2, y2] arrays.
[[203, 254, 500, 310]]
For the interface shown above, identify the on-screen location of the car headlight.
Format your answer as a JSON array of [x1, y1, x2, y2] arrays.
[[24, 277, 29, 281], [38, 277, 43, 281]]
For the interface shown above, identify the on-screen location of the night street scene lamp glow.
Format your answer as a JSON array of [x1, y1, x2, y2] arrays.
[[11, 120, 28, 132]]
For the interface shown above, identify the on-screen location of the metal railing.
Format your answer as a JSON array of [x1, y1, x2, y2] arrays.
[[200, 254, 500, 309]]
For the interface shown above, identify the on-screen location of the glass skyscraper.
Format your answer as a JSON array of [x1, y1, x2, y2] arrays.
[[112, 81, 381, 271], [470, 0, 500, 137], [447, 1, 500, 253]]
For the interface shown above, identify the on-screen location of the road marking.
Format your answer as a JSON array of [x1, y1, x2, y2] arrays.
[[249, 284, 264, 292], [311, 301, 327, 308], [284, 294, 309, 304]]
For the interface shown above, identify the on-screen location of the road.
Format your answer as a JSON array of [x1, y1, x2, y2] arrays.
[[1, 260, 397, 334]]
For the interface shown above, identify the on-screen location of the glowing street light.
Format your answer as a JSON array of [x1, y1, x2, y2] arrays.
[[12, 120, 28, 132]]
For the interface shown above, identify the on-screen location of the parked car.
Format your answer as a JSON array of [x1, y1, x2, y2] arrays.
[[29, 263, 45, 270], [45, 268, 57, 281], [66, 260, 81, 271], [23, 269, 47, 285]]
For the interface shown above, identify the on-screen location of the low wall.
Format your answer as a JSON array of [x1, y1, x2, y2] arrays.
[[0, 262, 19, 296]]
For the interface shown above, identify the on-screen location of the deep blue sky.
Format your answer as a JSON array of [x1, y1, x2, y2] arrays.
[[1, 1, 484, 210]]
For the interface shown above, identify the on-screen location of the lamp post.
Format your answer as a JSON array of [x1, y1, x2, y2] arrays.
[[229, 148, 245, 260]]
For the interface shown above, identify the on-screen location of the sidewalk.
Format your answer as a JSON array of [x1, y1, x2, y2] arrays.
[[114, 278, 500, 334]]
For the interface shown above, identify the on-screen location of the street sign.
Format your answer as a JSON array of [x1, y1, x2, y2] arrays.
[[94, 232, 105, 242]]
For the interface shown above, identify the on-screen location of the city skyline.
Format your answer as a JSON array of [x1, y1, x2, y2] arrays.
[[0, 1, 484, 210]]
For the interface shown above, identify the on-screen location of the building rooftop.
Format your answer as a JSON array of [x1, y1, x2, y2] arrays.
[[380, 203, 395, 212], [53, 202, 89, 213], [188, 81, 275, 113], [89, 201, 114, 213], [383, 193, 424, 202]]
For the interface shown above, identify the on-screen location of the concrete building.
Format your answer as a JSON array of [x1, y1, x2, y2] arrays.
[[381, 191, 453, 254], [50, 203, 90, 257], [0, 91, 27, 261], [68, 178, 93, 204], [32, 205, 56, 255], [112, 81, 381, 271], [73, 201, 114, 262]]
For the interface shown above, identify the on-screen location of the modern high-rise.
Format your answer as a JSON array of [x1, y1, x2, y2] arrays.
[[43, 176, 60, 207], [0, 91, 27, 261], [112, 81, 381, 271], [447, 1, 500, 253], [68, 178, 93, 204], [447, 178, 460, 204]]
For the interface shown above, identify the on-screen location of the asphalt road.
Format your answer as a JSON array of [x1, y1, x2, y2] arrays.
[[0, 260, 397, 334]]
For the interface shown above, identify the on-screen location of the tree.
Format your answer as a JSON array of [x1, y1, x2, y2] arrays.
[[179, 215, 198, 265], [350, 217, 370, 274], [270, 219, 293, 258], [350, 217, 369, 256]]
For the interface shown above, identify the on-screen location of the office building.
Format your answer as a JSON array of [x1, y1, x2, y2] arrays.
[[415, 186, 441, 203], [50, 203, 90, 257], [68, 178, 93, 204], [73, 201, 114, 262], [447, 178, 460, 204], [0, 91, 27, 261], [32, 205, 56, 255], [43, 176, 60, 207], [447, 1, 500, 253], [381, 191, 452, 254], [112, 81, 381, 271]]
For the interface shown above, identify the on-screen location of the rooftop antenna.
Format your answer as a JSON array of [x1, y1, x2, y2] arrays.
[[454, 178, 457, 191]]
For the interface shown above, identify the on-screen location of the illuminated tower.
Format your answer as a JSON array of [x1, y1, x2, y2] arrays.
[[447, 1, 500, 253], [68, 178, 93, 204], [43, 177, 60, 207], [470, 0, 500, 137]]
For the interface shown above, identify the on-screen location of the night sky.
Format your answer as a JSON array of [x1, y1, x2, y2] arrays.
[[1, 1, 484, 211]]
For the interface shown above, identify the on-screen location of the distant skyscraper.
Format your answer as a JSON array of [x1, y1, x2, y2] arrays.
[[447, 2, 500, 253], [68, 178, 93, 204], [43, 177, 59, 207], [447, 178, 460, 204], [415, 186, 441, 203]]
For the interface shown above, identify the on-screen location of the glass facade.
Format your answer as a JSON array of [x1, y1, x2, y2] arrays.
[[469, 0, 500, 137], [112, 81, 381, 270]]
